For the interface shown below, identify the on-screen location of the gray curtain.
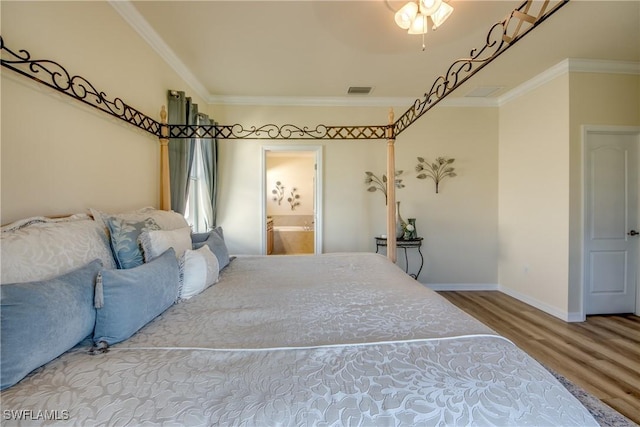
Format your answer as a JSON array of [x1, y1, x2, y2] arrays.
[[196, 113, 218, 227], [167, 90, 218, 227], [167, 91, 195, 215]]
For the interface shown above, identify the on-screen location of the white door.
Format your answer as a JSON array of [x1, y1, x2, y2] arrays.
[[584, 128, 639, 315]]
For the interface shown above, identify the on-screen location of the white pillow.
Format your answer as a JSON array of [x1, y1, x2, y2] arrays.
[[179, 245, 220, 300], [139, 227, 192, 262], [1, 216, 116, 284], [90, 207, 189, 232]]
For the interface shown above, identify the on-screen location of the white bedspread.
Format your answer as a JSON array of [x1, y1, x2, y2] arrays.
[[1, 253, 597, 426], [121, 253, 492, 348]]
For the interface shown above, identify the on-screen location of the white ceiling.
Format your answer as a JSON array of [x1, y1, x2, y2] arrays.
[[120, 1, 640, 107]]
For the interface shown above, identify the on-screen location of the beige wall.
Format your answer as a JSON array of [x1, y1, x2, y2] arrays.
[[209, 104, 499, 285], [498, 74, 571, 317], [568, 73, 640, 315], [498, 72, 640, 320], [208, 104, 395, 256], [1, 1, 206, 223], [266, 155, 315, 217]]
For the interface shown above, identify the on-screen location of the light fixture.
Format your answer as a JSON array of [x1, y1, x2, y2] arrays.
[[430, 2, 454, 29], [408, 13, 428, 35], [394, 0, 454, 49]]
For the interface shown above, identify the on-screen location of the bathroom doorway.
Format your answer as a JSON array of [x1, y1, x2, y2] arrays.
[[261, 146, 323, 255]]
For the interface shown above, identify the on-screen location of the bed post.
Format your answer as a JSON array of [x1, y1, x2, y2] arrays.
[[159, 106, 171, 211], [386, 108, 397, 263]]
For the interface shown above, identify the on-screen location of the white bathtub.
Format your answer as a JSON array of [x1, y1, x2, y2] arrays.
[[274, 225, 312, 232], [273, 226, 314, 254]]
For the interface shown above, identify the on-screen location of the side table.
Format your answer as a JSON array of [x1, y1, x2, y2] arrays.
[[375, 237, 424, 279]]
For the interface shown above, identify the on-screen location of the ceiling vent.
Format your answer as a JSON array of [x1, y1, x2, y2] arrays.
[[348, 86, 374, 95]]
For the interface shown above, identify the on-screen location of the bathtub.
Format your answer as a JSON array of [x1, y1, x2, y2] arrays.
[[273, 226, 314, 254], [274, 225, 312, 232]]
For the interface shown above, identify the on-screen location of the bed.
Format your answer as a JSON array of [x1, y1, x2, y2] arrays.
[[1, 253, 597, 426]]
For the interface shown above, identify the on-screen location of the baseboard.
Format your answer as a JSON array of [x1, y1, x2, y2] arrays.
[[424, 283, 585, 322], [566, 312, 586, 323], [498, 286, 581, 322], [425, 283, 499, 291]]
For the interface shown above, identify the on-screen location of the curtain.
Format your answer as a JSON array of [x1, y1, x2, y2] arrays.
[[167, 90, 218, 231], [196, 113, 218, 228], [167, 90, 195, 215]]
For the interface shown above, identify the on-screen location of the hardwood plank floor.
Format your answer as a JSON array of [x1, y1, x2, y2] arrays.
[[438, 291, 640, 425]]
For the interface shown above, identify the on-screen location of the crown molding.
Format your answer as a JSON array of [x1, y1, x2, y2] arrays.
[[568, 58, 640, 74], [110, 2, 639, 109], [207, 95, 416, 108], [498, 58, 640, 106], [109, 0, 501, 108], [207, 95, 499, 108], [108, 1, 210, 102], [497, 59, 570, 106]]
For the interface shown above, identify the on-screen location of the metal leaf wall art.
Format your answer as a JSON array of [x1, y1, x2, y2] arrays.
[[365, 171, 405, 205], [415, 157, 457, 193], [272, 181, 285, 205], [288, 188, 301, 211]]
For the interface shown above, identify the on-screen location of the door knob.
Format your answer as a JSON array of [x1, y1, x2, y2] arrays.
[[629, 230, 639, 236]]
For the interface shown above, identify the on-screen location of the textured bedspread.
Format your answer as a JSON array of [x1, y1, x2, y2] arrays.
[[1, 253, 598, 426], [121, 253, 492, 348]]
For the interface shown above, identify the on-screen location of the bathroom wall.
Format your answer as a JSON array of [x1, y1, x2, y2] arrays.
[[266, 152, 315, 228]]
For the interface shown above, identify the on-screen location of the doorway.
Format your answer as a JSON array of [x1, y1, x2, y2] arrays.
[[261, 146, 323, 255], [583, 126, 640, 316]]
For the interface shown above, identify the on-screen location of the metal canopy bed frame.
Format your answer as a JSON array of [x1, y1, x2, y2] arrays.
[[0, 0, 568, 261]]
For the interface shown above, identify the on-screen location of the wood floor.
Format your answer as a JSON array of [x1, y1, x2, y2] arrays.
[[438, 291, 640, 425]]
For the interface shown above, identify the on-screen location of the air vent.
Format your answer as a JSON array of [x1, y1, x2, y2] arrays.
[[348, 86, 373, 95]]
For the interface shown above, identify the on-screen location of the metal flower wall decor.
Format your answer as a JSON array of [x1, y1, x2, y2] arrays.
[[272, 181, 285, 205], [365, 171, 405, 205], [288, 188, 301, 211], [415, 156, 456, 193], [272, 181, 302, 210]]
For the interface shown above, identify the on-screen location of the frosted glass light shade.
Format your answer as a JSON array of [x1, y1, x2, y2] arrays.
[[395, 2, 419, 30], [431, 2, 454, 29], [419, 0, 442, 16], [407, 13, 428, 34]]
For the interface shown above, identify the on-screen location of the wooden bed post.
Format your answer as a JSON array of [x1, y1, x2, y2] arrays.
[[159, 106, 171, 211], [386, 108, 397, 263]]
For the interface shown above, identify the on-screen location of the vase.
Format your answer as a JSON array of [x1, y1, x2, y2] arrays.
[[396, 201, 407, 239], [406, 218, 417, 239]]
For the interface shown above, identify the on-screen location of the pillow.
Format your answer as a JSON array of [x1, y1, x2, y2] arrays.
[[179, 245, 220, 300], [192, 227, 230, 270], [1, 213, 89, 232], [106, 217, 160, 269], [139, 227, 192, 262], [1, 260, 102, 390], [91, 207, 188, 232], [1, 216, 116, 284], [93, 248, 179, 346]]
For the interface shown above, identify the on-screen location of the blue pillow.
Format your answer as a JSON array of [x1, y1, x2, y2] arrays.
[[106, 217, 160, 269], [192, 227, 230, 270], [93, 248, 179, 346], [1, 259, 102, 390]]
